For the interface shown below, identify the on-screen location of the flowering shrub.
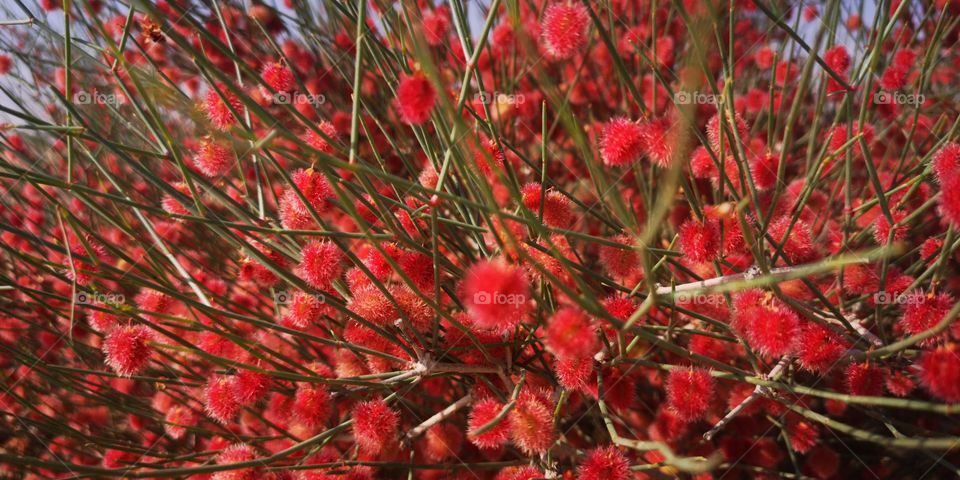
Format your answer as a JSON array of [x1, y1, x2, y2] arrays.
[[1, 0, 960, 479]]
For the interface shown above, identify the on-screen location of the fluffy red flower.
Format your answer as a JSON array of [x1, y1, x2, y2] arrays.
[[204, 83, 242, 130], [886, 370, 915, 397], [707, 112, 749, 153], [545, 308, 599, 360], [461, 258, 530, 333], [259, 61, 295, 97], [751, 153, 780, 190], [845, 362, 887, 396], [678, 218, 721, 264], [823, 45, 850, 73], [598, 234, 641, 279], [467, 397, 510, 449], [600, 117, 644, 166], [212, 443, 258, 480], [874, 210, 908, 245], [796, 323, 849, 373], [163, 405, 197, 440], [787, 416, 820, 453], [297, 241, 344, 290], [641, 117, 674, 166], [939, 174, 960, 227], [205, 375, 242, 423], [303, 120, 339, 154], [348, 284, 398, 326], [733, 289, 801, 357], [352, 399, 399, 455], [768, 216, 817, 264], [555, 355, 594, 391], [916, 344, 960, 402], [665, 368, 715, 422], [804, 445, 840, 479], [521, 183, 574, 228], [395, 72, 436, 125], [230, 370, 270, 406], [932, 142, 960, 183], [540, 2, 589, 60], [103, 325, 153, 376], [577, 445, 630, 480], [422, 8, 450, 46], [900, 291, 954, 346], [509, 390, 556, 454], [293, 384, 332, 428], [193, 139, 233, 177]]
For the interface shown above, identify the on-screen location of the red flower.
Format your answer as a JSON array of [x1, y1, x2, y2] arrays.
[[468, 397, 510, 449], [544, 307, 599, 360], [103, 325, 153, 376], [641, 117, 674, 166], [796, 323, 849, 373], [678, 218, 721, 264], [932, 142, 960, 183], [204, 83, 242, 130], [598, 234, 641, 279], [395, 72, 436, 125], [293, 384, 332, 428], [461, 258, 530, 333], [193, 139, 233, 177], [521, 183, 574, 228], [540, 2, 589, 60], [259, 61, 295, 98], [555, 355, 594, 391], [213, 443, 258, 480], [205, 375, 242, 423], [422, 9, 450, 46], [352, 399, 399, 455], [845, 362, 887, 396], [768, 216, 817, 264], [916, 344, 960, 402], [600, 117, 644, 166], [733, 289, 801, 358], [665, 368, 715, 422], [900, 291, 954, 345], [939, 175, 960, 227], [509, 390, 556, 454], [297, 241, 344, 290], [577, 445, 630, 480], [230, 370, 270, 406], [303, 120, 339, 154]]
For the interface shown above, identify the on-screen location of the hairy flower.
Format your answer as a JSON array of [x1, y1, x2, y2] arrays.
[[544, 307, 599, 360], [665, 368, 715, 422], [600, 117, 644, 166], [541, 2, 589, 59], [733, 289, 801, 357], [102, 325, 153, 376], [678, 218, 721, 264], [577, 445, 630, 480], [509, 391, 556, 454], [297, 241, 344, 290], [916, 344, 960, 402], [468, 397, 510, 449], [395, 72, 435, 125], [352, 399, 399, 455], [193, 139, 233, 177], [461, 258, 530, 333]]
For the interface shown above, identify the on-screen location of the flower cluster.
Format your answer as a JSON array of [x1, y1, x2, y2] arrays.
[[1, 0, 959, 479]]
